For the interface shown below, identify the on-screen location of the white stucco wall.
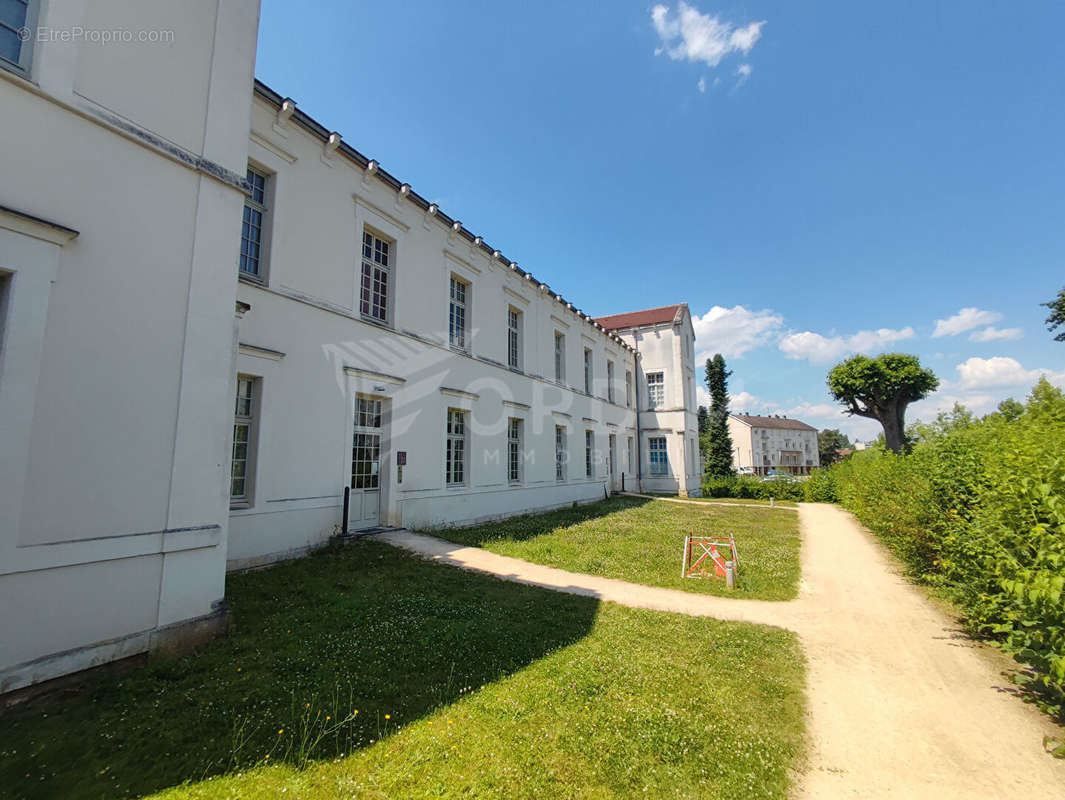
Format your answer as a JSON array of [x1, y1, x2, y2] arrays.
[[0, 0, 260, 692], [227, 92, 639, 567]]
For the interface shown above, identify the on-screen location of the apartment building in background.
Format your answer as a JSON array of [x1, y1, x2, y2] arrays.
[[728, 413, 820, 475]]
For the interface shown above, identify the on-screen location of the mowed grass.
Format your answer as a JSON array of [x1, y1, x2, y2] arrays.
[[0, 542, 805, 800], [432, 497, 801, 601]]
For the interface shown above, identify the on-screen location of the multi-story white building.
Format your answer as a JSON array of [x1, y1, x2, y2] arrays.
[[728, 414, 820, 475], [0, 2, 700, 693], [596, 305, 702, 497]]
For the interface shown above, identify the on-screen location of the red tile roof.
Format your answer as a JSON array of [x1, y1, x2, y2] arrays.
[[595, 304, 684, 331], [730, 414, 818, 432]]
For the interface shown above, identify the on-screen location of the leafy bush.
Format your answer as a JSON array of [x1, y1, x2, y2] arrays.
[[702, 475, 805, 502], [828, 379, 1065, 717], [802, 468, 839, 502]]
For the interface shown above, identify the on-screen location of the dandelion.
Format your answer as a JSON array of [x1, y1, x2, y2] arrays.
[[277, 729, 284, 735], [384, 714, 391, 720], [264, 755, 270, 761], [326, 716, 331, 721], [353, 710, 359, 715]]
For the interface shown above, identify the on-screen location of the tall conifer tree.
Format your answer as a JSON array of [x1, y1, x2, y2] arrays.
[[703, 354, 735, 476]]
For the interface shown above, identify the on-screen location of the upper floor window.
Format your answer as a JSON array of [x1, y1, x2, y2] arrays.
[[554, 332, 566, 384], [449, 276, 469, 351], [0, 0, 37, 76], [507, 307, 522, 370], [360, 230, 391, 324], [584, 348, 593, 394], [649, 436, 668, 476], [607, 360, 615, 403], [239, 167, 269, 280], [625, 370, 633, 408], [446, 408, 467, 486], [647, 372, 664, 409]]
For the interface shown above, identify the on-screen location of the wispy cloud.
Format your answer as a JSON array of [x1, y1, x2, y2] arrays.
[[651, 3, 765, 69], [778, 327, 916, 364], [691, 305, 784, 360], [734, 63, 752, 85], [697, 76, 707, 93], [968, 326, 1022, 342], [932, 307, 1002, 338]]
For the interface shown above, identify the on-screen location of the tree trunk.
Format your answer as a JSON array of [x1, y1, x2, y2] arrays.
[[880, 401, 908, 454]]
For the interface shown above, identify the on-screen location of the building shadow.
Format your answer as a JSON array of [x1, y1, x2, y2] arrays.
[[0, 540, 600, 800], [430, 494, 652, 548]]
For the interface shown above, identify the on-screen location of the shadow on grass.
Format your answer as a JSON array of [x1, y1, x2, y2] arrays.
[[0, 541, 599, 800], [427, 495, 652, 548]]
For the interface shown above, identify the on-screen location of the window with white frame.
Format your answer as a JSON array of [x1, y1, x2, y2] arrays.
[[608, 433, 616, 478], [352, 395, 382, 489], [239, 166, 269, 280], [449, 276, 469, 350], [627, 436, 634, 474], [647, 372, 664, 409], [0, 0, 38, 76], [607, 360, 615, 403], [507, 307, 522, 370], [231, 376, 258, 505], [360, 229, 392, 323], [584, 348, 593, 394], [555, 425, 567, 481], [508, 417, 523, 484], [585, 430, 594, 477], [625, 370, 633, 408], [446, 408, 467, 486], [554, 332, 566, 383], [649, 436, 668, 476]]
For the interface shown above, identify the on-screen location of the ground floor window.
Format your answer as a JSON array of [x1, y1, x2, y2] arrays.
[[555, 425, 567, 481], [609, 434, 617, 478], [627, 436, 634, 474], [231, 376, 258, 505], [649, 436, 668, 476], [585, 430, 594, 477], [508, 417, 523, 484], [446, 408, 467, 486]]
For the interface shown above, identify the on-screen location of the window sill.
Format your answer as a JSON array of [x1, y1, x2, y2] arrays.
[[230, 501, 251, 511], [360, 314, 392, 329], [238, 273, 265, 286]]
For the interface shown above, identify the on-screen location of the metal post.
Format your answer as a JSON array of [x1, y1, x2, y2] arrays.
[[725, 561, 735, 590], [770, 496, 775, 508], [341, 485, 350, 534], [681, 534, 690, 578]]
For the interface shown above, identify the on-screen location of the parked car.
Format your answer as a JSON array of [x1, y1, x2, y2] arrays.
[[737, 466, 755, 476], [761, 472, 797, 483]]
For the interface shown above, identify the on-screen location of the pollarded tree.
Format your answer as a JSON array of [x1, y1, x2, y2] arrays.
[[703, 354, 735, 476], [1044, 286, 1065, 342], [827, 353, 938, 454]]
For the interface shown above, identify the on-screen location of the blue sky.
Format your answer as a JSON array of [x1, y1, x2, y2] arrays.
[[256, 1, 1065, 440]]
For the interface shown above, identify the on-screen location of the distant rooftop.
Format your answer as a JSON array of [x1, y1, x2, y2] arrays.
[[595, 304, 685, 331], [730, 413, 818, 432]]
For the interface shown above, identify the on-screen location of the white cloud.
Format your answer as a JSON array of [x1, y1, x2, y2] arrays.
[[955, 356, 1065, 389], [697, 76, 707, 93], [651, 3, 765, 68], [969, 326, 1022, 342], [932, 307, 1002, 338], [691, 305, 784, 360], [735, 63, 752, 80], [778, 327, 916, 364]]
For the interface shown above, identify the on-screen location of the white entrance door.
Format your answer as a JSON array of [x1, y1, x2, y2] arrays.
[[350, 395, 383, 530]]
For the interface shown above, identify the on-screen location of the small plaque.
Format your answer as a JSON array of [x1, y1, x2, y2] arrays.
[[396, 451, 407, 466]]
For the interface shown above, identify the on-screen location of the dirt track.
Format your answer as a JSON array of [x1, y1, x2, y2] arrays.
[[376, 503, 1065, 798]]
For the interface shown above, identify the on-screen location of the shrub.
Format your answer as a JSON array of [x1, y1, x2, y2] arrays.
[[828, 379, 1065, 717], [702, 475, 804, 502], [802, 469, 838, 502]]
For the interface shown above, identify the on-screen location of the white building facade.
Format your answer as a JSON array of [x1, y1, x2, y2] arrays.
[[728, 414, 820, 475], [1, 1, 702, 693], [0, 0, 261, 693], [597, 305, 702, 497]]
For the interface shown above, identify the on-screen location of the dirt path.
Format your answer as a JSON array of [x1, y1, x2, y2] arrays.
[[375, 503, 1065, 798]]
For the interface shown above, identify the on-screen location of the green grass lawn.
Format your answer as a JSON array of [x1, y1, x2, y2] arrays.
[[0, 542, 805, 800], [675, 495, 798, 508], [431, 497, 801, 601]]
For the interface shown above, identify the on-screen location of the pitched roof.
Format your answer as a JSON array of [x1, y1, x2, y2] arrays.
[[594, 304, 684, 331], [729, 414, 818, 432]]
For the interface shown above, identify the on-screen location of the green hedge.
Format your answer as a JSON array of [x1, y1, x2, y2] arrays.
[[828, 379, 1065, 717], [702, 475, 805, 502]]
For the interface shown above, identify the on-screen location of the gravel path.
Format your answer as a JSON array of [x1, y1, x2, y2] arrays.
[[374, 503, 1065, 798]]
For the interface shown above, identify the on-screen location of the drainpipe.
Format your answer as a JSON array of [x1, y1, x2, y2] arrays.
[[633, 332, 643, 493]]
